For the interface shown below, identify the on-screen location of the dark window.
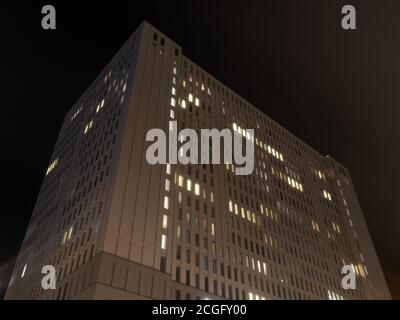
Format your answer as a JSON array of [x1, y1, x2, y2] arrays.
[[186, 271, 191, 285], [176, 267, 181, 282], [160, 256, 166, 272]]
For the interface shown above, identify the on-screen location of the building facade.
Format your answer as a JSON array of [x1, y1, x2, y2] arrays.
[[0, 257, 16, 300], [6, 21, 390, 300]]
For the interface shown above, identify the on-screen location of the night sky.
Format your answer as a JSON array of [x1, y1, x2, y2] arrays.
[[1, 1, 399, 298]]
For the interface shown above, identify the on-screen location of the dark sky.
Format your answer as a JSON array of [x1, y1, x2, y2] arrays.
[[1, 0, 399, 299]]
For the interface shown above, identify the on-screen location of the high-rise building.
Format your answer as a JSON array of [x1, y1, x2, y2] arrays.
[[6, 21, 390, 300]]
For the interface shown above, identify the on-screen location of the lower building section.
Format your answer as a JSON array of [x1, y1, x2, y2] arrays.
[[6, 253, 222, 300], [72, 253, 223, 300]]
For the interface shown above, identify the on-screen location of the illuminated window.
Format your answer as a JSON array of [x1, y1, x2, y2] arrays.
[[165, 179, 170, 192], [229, 201, 233, 212], [164, 197, 169, 210], [187, 179, 192, 192], [178, 192, 182, 204], [21, 264, 27, 278], [195, 98, 200, 107], [161, 235, 167, 250], [68, 226, 73, 240], [211, 223, 215, 236], [162, 215, 168, 229], [171, 97, 176, 107], [188, 94, 194, 103], [176, 225, 181, 239], [323, 190, 332, 201], [181, 100, 186, 109], [172, 87, 177, 96], [46, 158, 59, 176], [166, 164, 171, 175], [178, 175, 184, 187], [195, 184, 200, 196], [62, 231, 68, 245], [234, 204, 239, 215], [173, 67, 177, 75], [211, 242, 216, 255], [84, 121, 94, 134]]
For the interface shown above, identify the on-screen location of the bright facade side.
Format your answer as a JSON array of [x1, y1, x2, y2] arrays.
[[6, 21, 390, 300]]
